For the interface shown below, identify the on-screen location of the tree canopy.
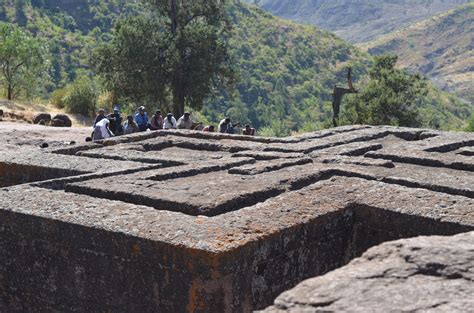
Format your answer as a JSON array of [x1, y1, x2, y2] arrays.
[[340, 54, 429, 127], [93, 0, 236, 117], [0, 22, 48, 100]]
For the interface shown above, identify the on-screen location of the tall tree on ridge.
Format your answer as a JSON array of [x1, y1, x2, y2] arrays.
[[94, 0, 236, 116]]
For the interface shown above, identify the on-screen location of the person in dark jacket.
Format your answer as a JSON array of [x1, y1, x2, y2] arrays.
[[93, 109, 106, 127], [107, 106, 123, 135]]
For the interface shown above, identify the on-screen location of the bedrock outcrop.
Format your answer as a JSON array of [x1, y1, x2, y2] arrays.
[[262, 231, 474, 313], [0, 125, 472, 312]]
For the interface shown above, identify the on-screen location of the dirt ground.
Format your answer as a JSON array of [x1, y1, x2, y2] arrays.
[[0, 99, 94, 126], [0, 99, 95, 150], [0, 121, 92, 151]]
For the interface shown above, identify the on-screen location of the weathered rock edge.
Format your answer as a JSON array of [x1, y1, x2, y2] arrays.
[[261, 231, 474, 313]]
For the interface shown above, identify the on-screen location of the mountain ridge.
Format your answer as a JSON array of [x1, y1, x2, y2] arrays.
[[248, 0, 472, 43], [361, 3, 474, 104]]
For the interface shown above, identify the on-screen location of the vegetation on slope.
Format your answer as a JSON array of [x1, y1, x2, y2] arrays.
[[211, 4, 369, 134], [248, 0, 471, 43], [0, 0, 472, 134], [361, 3, 474, 104], [340, 54, 472, 130]]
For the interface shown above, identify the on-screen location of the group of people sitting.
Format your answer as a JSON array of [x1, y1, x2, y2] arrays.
[[91, 106, 256, 141]]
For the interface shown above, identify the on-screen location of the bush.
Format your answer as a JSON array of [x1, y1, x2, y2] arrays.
[[97, 91, 114, 111], [466, 114, 474, 132], [50, 87, 69, 109], [62, 76, 98, 116]]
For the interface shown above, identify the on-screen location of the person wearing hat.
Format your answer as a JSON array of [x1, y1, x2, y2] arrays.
[[107, 105, 123, 135], [163, 113, 177, 130], [177, 112, 193, 130], [149, 110, 164, 130], [135, 106, 149, 132]]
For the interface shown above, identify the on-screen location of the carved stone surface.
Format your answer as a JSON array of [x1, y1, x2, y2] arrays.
[[261, 231, 474, 313], [0, 126, 472, 312]]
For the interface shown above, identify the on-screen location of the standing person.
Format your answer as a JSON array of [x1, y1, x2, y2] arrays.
[[107, 106, 123, 135], [243, 124, 256, 136], [135, 106, 149, 132], [218, 117, 231, 133], [177, 112, 193, 130], [92, 118, 113, 141], [123, 115, 139, 135], [149, 110, 163, 130], [163, 113, 177, 130], [93, 109, 106, 127]]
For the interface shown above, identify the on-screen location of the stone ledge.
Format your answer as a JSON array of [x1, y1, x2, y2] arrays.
[[261, 231, 474, 313]]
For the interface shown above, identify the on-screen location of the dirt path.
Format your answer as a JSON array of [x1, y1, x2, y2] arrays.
[[0, 121, 91, 151]]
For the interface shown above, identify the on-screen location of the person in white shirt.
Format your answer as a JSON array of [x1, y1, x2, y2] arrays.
[[163, 113, 177, 130], [92, 118, 113, 141], [177, 112, 193, 130], [218, 117, 231, 133]]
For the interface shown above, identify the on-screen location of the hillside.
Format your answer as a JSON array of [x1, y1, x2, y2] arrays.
[[247, 0, 471, 43], [361, 3, 474, 104], [0, 1, 472, 133]]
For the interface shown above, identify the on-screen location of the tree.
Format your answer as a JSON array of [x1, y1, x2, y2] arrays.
[[93, 0, 236, 117], [0, 22, 47, 100], [14, 0, 27, 27], [466, 114, 474, 132], [92, 16, 169, 110], [340, 55, 427, 127]]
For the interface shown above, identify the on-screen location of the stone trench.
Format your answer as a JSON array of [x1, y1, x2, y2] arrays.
[[0, 125, 472, 312]]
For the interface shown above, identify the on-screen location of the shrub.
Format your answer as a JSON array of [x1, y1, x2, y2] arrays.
[[62, 76, 98, 116], [50, 87, 69, 109], [466, 114, 474, 132], [97, 91, 114, 111]]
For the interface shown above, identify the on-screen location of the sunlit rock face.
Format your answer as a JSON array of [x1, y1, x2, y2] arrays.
[[0, 126, 472, 312]]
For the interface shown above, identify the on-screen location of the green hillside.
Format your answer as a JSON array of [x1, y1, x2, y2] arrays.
[[0, 0, 472, 133], [362, 3, 474, 104], [0, 0, 141, 89], [247, 0, 471, 43]]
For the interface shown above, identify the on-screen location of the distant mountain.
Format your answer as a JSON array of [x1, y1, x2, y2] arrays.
[[247, 0, 471, 43], [362, 3, 474, 104]]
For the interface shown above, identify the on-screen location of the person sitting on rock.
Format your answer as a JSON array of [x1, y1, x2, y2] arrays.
[[231, 122, 241, 135], [92, 118, 113, 141], [243, 124, 256, 136], [177, 112, 193, 130], [149, 110, 163, 130], [218, 117, 231, 133], [202, 125, 215, 132], [0, 109, 3, 121], [123, 115, 139, 135], [93, 109, 106, 127], [163, 113, 177, 130], [107, 106, 123, 136], [135, 106, 149, 132]]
